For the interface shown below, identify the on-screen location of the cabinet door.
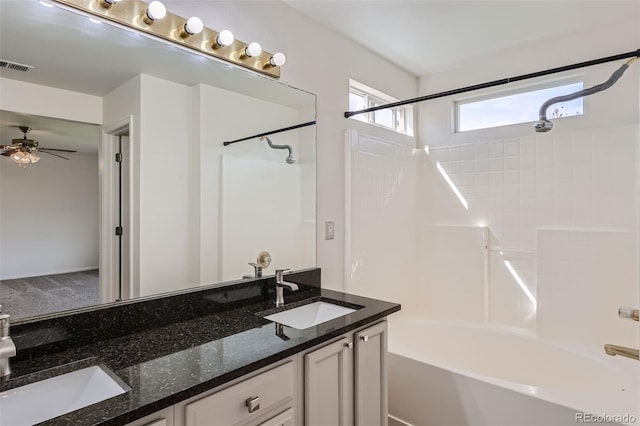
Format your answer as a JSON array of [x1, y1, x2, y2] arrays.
[[257, 408, 295, 426], [125, 407, 174, 426], [354, 321, 387, 426], [304, 337, 352, 426]]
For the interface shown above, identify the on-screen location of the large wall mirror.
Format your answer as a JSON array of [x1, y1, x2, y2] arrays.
[[0, 0, 316, 321]]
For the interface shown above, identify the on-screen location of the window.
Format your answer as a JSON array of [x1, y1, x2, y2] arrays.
[[348, 79, 414, 136], [456, 81, 584, 132]]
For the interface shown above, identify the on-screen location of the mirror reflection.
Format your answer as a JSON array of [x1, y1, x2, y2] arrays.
[[0, 1, 316, 321]]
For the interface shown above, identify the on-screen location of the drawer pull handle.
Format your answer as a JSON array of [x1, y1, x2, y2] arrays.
[[245, 396, 260, 413], [360, 335, 369, 342], [344, 342, 353, 349]]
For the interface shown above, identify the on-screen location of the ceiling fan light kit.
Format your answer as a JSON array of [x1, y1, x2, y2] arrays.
[[1, 126, 77, 168]]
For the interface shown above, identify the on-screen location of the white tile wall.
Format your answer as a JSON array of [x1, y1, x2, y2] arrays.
[[422, 124, 639, 341], [429, 125, 638, 250], [346, 131, 419, 311], [537, 229, 638, 347]]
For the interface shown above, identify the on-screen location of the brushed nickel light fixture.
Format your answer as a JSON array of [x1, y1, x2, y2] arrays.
[[49, 0, 286, 78]]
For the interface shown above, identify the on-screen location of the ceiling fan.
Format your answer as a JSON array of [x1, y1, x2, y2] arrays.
[[1, 126, 77, 167]]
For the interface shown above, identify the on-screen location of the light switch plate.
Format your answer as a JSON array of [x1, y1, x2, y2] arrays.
[[325, 221, 335, 240]]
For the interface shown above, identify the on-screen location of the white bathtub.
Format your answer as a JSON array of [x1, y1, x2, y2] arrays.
[[388, 317, 640, 426]]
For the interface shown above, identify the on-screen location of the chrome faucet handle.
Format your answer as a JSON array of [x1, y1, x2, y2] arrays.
[[248, 262, 263, 278], [619, 307, 639, 322], [0, 313, 10, 338], [275, 268, 290, 283]]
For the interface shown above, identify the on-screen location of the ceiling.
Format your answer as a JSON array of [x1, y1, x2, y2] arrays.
[[0, 0, 313, 106], [285, 0, 640, 76]]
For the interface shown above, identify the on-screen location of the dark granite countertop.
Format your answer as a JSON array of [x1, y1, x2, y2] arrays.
[[4, 283, 400, 426]]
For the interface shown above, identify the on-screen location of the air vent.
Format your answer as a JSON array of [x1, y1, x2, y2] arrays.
[[0, 59, 34, 73]]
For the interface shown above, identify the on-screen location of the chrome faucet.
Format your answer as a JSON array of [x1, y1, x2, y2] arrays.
[[243, 262, 263, 279], [0, 306, 17, 379], [603, 306, 639, 361], [275, 268, 299, 307], [604, 344, 639, 361]]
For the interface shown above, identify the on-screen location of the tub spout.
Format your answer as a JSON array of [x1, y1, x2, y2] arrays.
[[604, 344, 639, 361]]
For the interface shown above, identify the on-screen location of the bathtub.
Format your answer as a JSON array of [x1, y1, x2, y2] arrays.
[[388, 317, 640, 426]]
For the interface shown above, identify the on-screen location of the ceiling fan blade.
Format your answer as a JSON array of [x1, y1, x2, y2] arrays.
[[1, 149, 18, 157], [39, 150, 70, 160], [38, 147, 77, 153]]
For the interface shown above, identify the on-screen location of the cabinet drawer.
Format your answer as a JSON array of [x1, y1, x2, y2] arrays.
[[184, 361, 295, 426], [258, 408, 295, 426]]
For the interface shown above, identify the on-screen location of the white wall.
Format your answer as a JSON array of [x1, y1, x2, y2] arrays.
[[0, 77, 102, 124], [102, 75, 317, 295], [103, 74, 142, 293], [197, 84, 315, 283], [345, 130, 419, 310], [415, 19, 640, 348], [1, 78, 102, 280], [138, 75, 194, 296], [164, 1, 419, 290], [0, 153, 99, 279]]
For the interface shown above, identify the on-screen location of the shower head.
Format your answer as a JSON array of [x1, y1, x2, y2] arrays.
[[261, 136, 295, 164], [534, 59, 635, 133], [534, 119, 553, 133]]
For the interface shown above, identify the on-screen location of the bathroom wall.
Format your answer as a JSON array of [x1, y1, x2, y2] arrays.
[[164, 0, 419, 290], [0, 153, 99, 279], [103, 75, 316, 294], [196, 84, 315, 283], [103, 74, 196, 297], [345, 128, 419, 311], [0, 77, 102, 124], [416, 18, 640, 348], [0, 79, 102, 280]]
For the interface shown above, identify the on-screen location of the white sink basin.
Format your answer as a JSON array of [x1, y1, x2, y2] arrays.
[[0, 365, 128, 426], [263, 301, 357, 329]]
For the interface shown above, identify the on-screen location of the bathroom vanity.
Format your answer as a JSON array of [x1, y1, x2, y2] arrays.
[[2, 269, 400, 425], [128, 319, 387, 426]]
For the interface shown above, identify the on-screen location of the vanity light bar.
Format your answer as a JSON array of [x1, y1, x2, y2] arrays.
[[49, 0, 284, 78]]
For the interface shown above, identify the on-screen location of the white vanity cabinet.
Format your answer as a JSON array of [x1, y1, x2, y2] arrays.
[[124, 407, 174, 426], [125, 319, 388, 426], [174, 358, 297, 426], [300, 320, 388, 426]]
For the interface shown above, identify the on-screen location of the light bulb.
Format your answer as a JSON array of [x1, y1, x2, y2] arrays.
[[214, 30, 234, 47], [244, 42, 262, 58], [28, 152, 41, 163], [184, 17, 204, 36], [144, 1, 166, 24], [269, 52, 286, 67], [11, 151, 30, 164]]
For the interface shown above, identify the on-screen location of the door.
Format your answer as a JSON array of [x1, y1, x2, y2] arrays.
[[116, 134, 131, 300], [100, 118, 133, 303], [304, 337, 352, 426], [354, 321, 388, 426]]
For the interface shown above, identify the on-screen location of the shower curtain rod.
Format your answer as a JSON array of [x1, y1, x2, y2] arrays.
[[223, 120, 316, 146], [344, 49, 640, 118]]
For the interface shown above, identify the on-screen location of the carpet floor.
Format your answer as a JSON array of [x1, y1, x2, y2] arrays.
[[0, 269, 99, 320]]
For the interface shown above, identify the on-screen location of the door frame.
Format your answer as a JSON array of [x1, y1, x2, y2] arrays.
[[100, 116, 136, 303]]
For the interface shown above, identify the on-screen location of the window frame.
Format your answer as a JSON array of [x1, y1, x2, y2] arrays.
[[454, 76, 585, 133], [348, 79, 413, 136]]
